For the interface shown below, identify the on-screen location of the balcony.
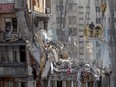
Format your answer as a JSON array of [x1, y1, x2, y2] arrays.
[[0, 67, 27, 77], [0, 62, 27, 77], [0, 62, 26, 68]]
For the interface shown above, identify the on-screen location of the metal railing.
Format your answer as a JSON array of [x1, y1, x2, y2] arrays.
[[0, 67, 27, 77], [0, 62, 26, 68]]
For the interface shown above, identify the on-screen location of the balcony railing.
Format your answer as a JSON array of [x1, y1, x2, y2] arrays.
[[0, 67, 27, 77], [0, 62, 27, 77], [0, 62, 26, 68]]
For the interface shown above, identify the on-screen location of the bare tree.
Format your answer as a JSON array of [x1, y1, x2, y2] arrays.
[[56, 0, 68, 42]]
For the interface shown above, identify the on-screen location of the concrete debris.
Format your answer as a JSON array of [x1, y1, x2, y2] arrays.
[[50, 62, 54, 74], [28, 29, 111, 83], [41, 61, 51, 79], [26, 40, 41, 67], [38, 29, 53, 43]]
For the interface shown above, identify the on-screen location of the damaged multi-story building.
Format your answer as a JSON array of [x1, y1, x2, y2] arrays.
[[0, 0, 113, 87], [0, 0, 51, 87]]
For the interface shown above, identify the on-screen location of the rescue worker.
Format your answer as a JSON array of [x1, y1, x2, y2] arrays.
[[95, 25, 102, 37], [89, 22, 95, 37]]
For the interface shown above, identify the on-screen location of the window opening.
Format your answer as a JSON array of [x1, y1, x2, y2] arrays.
[[21, 82, 26, 87], [57, 81, 62, 87], [20, 46, 26, 62]]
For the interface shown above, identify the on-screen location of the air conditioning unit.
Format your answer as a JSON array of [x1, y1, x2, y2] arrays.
[[46, 8, 51, 14]]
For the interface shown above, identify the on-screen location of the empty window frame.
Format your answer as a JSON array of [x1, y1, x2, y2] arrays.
[[57, 81, 62, 87], [13, 46, 18, 62], [96, 18, 101, 24], [0, 46, 25, 62], [68, 3, 77, 11], [21, 82, 26, 87], [20, 46, 26, 62], [5, 18, 17, 33], [96, 6, 100, 12]]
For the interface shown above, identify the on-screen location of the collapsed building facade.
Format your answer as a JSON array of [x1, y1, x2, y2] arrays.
[[0, 0, 51, 87]]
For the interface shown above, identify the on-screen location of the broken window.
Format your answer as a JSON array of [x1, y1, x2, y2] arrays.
[[20, 46, 26, 62], [0, 46, 7, 62], [96, 6, 100, 12], [68, 3, 77, 11], [5, 18, 12, 34], [21, 82, 26, 87], [5, 18, 17, 34], [96, 18, 101, 24], [13, 49, 18, 62], [0, 46, 24, 62], [12, 18, 17, 32], [57, 81, 62, 87], [34, 18, 38, 27]]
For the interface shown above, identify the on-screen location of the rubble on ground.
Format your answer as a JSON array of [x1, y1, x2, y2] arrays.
[[27, 29, 109, 83]]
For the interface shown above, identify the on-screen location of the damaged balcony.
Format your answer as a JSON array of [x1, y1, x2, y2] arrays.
[[0, 45, 27, 77], [0, 67, 27, 77], [0, 61, 27, 77], [0, 62, 26, 68]]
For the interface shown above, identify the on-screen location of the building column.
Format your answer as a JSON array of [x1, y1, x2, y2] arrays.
[[71, 81, 74, 87], [62, 81, 66, 87], [54, 81, 57, 87]]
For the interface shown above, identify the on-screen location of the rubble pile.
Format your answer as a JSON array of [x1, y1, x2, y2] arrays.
[[27, 29, 103, 83]]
